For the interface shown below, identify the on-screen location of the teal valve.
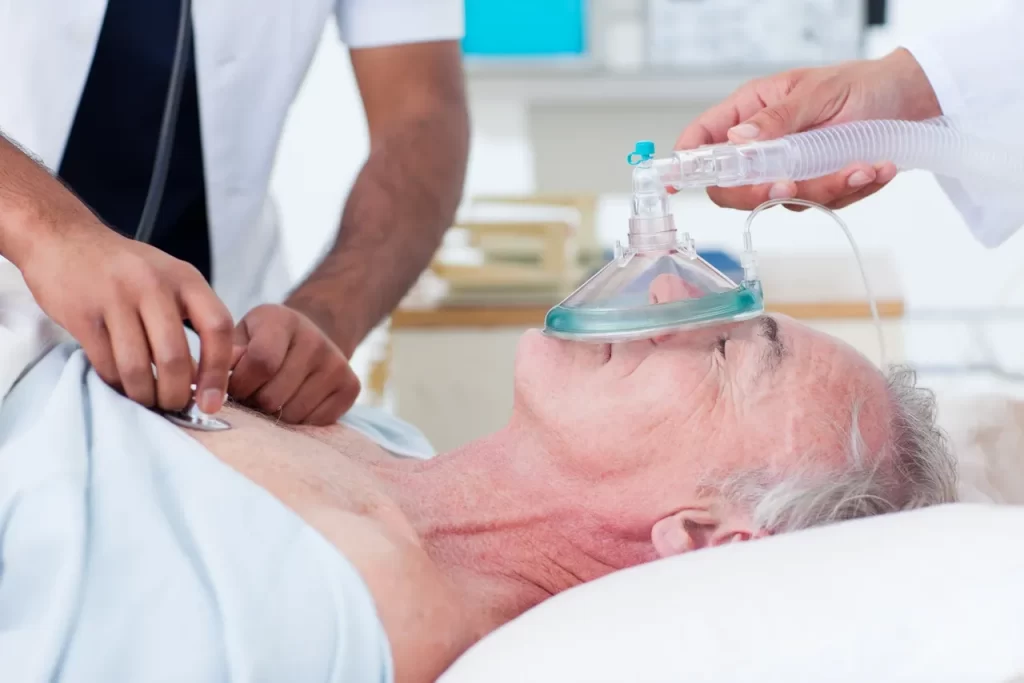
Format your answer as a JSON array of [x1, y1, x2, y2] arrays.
[[626, 140, 655, 165]]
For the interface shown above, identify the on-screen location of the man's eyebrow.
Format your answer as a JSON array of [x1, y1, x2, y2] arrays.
[[756, 316, 786, 373]]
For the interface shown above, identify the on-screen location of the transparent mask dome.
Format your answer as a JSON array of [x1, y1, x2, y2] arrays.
[[543, 140, 764, 343], [543, 244, 763, 342]]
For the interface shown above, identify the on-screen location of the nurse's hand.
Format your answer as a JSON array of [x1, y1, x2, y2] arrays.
[[675, 48, 941, 211], [20, 224, 235, 414], [228, 304, 361, 425]]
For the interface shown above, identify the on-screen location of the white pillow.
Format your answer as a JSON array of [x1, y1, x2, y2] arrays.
[[440, 504, 1024, 683], [937, 391, 1024, 504]]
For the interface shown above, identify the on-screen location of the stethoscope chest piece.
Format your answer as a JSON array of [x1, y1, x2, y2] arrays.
[[163, 401, 231, 431]]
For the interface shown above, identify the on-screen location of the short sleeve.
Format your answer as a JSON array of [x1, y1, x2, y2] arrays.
[[335, 0, 465, 49]]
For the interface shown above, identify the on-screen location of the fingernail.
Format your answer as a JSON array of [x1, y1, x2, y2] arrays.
[[848, 170, 872, 188], [729, 123, 760, 140], [200, 388, 223, 413], [769, 182, 793, 200]]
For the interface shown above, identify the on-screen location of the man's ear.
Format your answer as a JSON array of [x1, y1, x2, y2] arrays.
[[651, 507, 767, 559]]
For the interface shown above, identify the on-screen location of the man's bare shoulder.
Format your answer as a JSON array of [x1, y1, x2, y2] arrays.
[[306, 504, 472, 683]]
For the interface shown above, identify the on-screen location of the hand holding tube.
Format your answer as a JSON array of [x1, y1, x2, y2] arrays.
[[675, 48, 942, 211]]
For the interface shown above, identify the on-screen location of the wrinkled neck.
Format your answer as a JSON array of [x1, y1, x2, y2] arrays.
[[368, 427, 657, 629]]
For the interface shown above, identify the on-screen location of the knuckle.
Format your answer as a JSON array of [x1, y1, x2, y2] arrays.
[[155, 348, 191, 374], [245, 345, 279, 378], [244, 303, 278, 326], [253, 303, 278, 316], [760, 103, 792, 128], [97, 370, 120, 388], [86, 311, 108, 336], [203, 312, 234, 337], [124, 387, 148, 403], [173, 260, 205, 283], [119, 259, 160, 290], [89, 359, 119, 386], [121, 362, 152, 386], [254, 391, 282, 413], [307, 336, 331, 361], [311, 411, 340, 427], [281, 403, 308, 424], [334, 362, 357, 385]]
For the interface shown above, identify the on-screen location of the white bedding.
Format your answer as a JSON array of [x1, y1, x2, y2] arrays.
[[936, 392, 1024, 504], [441, 503, 1024, 683], [0, 261, 397, 682]]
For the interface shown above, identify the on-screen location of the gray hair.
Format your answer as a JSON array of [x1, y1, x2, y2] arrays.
[[714, 365, 958, 533]]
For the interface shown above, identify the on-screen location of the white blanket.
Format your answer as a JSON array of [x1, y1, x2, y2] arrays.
[[0, 264, 395, 682]]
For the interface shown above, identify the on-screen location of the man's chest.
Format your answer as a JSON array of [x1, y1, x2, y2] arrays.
[[185, 405, 406, 525], [182, 409, 475, 677]]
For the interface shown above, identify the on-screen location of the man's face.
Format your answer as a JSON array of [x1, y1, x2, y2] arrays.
[[511, 313, 891, 495]]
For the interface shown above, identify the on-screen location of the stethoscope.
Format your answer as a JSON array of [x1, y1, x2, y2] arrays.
[[143, 0, 229, 431]]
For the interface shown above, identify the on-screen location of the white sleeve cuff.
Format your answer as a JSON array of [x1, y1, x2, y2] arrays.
[[899, 1, 1024, 117], [336, 0, 465, 49], [900, 39, 965, 118], [898, 0, 1024, 248]]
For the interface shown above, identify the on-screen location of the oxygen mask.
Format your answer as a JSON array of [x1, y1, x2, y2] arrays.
[[547, 114, 1024, 353], [543, 141, 764, 343]]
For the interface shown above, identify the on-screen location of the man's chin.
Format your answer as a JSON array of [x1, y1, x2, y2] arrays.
[[517, 328, 612, 370], [513, 328, 573, 387]]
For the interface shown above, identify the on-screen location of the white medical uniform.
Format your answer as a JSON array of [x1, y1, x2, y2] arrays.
[[0, 0, 464, 320], [902, 0, 1024, 248]]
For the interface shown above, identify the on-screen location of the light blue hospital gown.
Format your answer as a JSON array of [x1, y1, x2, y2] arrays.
[[0, 342, 433, 682]]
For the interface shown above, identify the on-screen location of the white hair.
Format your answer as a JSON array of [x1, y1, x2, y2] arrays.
[[713, 366, 958, 533]]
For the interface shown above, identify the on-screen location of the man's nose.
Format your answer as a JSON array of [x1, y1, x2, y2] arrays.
[[648, 273, 701, 304]]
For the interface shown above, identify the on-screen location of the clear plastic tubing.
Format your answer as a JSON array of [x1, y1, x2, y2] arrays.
[[654, 117, 1024, 190]]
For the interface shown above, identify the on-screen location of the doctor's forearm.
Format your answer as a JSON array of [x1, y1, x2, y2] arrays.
[[0, 134, 98, 266], [285, 107, 469, 356]]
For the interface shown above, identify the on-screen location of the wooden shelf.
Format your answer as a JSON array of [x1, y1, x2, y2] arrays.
[[392, 300, 906, 330]]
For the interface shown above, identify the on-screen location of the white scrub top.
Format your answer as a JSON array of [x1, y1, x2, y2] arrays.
[[902, 0, 1024, 248], [0, 0, 464, 319]]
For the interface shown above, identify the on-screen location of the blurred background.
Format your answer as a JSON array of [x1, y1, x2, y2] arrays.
[[270, 0, 1024, 451]]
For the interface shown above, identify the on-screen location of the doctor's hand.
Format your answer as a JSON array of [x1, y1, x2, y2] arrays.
[[675, 48, 942, 211], [228, 304, 361, 425], [20, 224, 235, 414]]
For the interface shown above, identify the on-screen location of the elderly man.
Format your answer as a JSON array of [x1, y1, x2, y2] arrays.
[[0, 294, 956, 683]]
